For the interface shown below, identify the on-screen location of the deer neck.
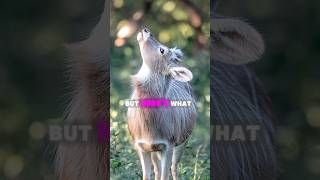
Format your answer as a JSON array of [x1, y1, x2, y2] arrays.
[[131, 63, 169, 98]]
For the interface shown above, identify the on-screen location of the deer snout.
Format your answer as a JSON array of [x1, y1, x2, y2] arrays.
[[137, 28, 152, 42], [143, 28, 149, 33], [142, 28, 152, 41]]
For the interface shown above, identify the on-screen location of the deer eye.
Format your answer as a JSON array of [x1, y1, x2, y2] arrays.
[[159, 47, 165, 55]]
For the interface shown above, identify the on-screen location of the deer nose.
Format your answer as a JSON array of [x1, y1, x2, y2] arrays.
[[143, 28, 149, 33]]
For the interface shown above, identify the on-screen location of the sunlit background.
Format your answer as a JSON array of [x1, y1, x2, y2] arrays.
[[217, 0, 320, 179], [110, 0, 210, 179]]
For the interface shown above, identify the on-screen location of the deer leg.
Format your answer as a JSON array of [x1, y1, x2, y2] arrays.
[[151, 152, 161, 180], [171, 143, 186, 180], [160, 145, 173, 180], [138, 150, 152, 180]]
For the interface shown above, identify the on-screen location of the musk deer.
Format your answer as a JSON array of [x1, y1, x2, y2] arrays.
[[211, 15, 278, 180], [127, 28, 197, 180]]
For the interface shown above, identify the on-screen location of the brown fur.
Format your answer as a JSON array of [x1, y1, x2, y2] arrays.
[[138, 142, 166, 152]]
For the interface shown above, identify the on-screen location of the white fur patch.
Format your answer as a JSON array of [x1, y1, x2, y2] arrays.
[[137, 32, 143, 41], [134, 62, 151, 81], [135, 139, 169, 151]]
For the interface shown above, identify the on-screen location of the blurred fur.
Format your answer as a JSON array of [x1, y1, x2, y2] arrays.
[[54, 3, 108, 180], [211, 17, 278, 180], [211, 61, 278, 180]]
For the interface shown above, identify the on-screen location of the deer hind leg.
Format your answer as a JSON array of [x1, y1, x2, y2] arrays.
[[171, 142, 186, 180], [160, 145, 173, 180], [151, 152, 161, 180], [138, 150, 152, 180]]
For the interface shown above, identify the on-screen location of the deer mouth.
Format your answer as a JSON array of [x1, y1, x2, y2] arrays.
[[137, 31, 143, 42], [137, 28, 152, 42]]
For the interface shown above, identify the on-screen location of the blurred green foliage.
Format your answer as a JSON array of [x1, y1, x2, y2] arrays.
[[110, 0, 210, 179]]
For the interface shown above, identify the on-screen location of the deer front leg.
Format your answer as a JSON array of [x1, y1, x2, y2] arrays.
[[160, 145, 173, 180], [151, 152, 161, 180], [171, 142, 186, 180], [138, 150, 152, 180]]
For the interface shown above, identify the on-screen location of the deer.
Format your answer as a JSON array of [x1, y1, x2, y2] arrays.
[[211, 12, 278, 180], [127, 28, 197, 180]]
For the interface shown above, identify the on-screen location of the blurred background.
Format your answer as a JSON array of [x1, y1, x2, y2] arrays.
[[0, 0, 104, 179], [110, 0, 210, 179], [217, 0, 320, 179], [1, 0, 319, 179]]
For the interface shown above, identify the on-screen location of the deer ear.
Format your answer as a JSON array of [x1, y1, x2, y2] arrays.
[[212, 18, 265, 65], [170, 67, 193, 82]]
